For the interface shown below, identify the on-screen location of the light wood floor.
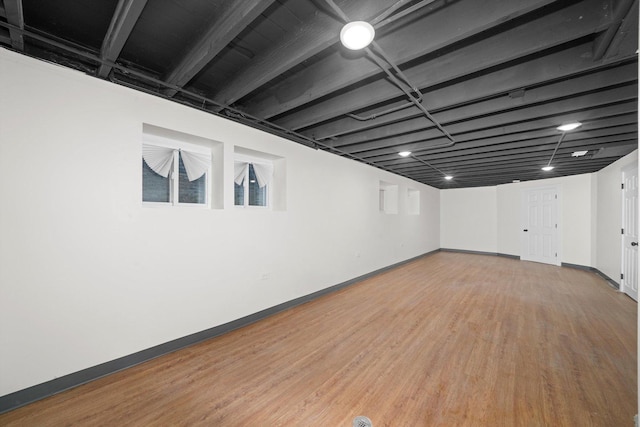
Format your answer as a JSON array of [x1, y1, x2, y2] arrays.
[[1, 252, 637, 426]]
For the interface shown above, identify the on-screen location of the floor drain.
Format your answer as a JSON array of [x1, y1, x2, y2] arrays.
[[353, 415, 373, 427]]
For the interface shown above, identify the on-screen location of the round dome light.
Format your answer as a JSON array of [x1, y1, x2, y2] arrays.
[[557, 122, 582, 132], [340, 21, 375, 50]]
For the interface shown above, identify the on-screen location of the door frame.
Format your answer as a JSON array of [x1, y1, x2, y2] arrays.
[[521, 185, 562, 266], [620, 163, 638, 300]]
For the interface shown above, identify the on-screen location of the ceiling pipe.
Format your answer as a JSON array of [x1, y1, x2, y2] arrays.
[[324, 0, 455, 145], [373, 0, 439, 28], [544, 132, 567, 170], [0, 21, 423, 182], [409, 154, 454, 180]]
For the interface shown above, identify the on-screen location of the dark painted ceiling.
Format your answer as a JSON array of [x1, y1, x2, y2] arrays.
[[1, 0, 637, 188]]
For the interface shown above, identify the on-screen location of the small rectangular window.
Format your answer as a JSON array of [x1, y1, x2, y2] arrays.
[[142, 141, 211, 206], [234, 159, 273, 208]]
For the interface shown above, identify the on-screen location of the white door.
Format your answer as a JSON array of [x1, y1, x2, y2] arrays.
[[522, 186, 560, 265], [621, 164, 638, 301]]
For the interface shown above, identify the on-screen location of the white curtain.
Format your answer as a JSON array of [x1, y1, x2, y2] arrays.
[[234, 162, 273, 188], [252, 163, 274, 188], [180, 150, 211, 181], [234, 162, 249, 185], [142, 144, 174, 178], [143, 144, 211, 182]]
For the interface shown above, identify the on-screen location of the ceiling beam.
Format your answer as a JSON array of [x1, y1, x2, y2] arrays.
[[339, 86, 637, 154], [163, 0, 276, 97], [273, 0, 611, 131], [382, 124, 638, 165], [331, 78, 638, 149], [240, 0, 559, 118], [0, 27, 10, 45], [593, 0, 637, 60], [3, 0, 24, 50], [97, 0, 148, 78], [394, 135, 637, 171], [403, 139, 637, 171], [211, 12, 340, 106], [305, 61, 638, 141], [384, 124, 638, 166]]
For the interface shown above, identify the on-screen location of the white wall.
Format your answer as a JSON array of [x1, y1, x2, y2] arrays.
[[440, 187, 497, 252], [595, 151, 638, 282], [441, 156, 640, 271], [496, 174, 595, 265], [0, 49, 440, 396]]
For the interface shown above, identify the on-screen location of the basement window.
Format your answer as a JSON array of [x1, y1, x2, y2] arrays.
[[379, 181, 399, 214], [142, 138, 211, 206], [234, 155, 273, 208]]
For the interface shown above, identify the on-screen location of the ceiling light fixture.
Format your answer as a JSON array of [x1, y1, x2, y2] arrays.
[[542, 121, 583, 172], [557, 122, 582, 132], [444, 175, 453, 180], [398, 151, 412, 157], [340, 21, 375, 50], [571, 150, 588, 157]]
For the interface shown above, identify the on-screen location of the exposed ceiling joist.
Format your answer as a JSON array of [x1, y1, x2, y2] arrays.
[[275, 0, 612, 131], [97, 0, 148, 78], [241, 0, 559, 119], [339, 85, 637, 154], [593, 0, 637, 60], [361, 107, 637, 162], [211, 12, 339, 106], [307, 60, 638, 141], [7, 0, 638, 188], [3, 0, 23, 50], [163, 0, 276, 97]]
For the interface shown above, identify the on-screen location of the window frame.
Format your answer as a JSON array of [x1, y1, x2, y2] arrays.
[[234, 154, 273, 209], [142, 136, 211, 208]]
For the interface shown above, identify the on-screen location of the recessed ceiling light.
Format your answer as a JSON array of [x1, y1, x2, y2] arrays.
[[542, 166, 554, 171], [571, 150, 588, 157], [398, 151, 412, 157], [340, 21, 375, 50], [557, 122, 582, 132], [444, 175, 453, 180], [512, 179, 521, 183]]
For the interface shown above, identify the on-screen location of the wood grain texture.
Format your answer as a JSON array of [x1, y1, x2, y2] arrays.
[[1, 253, 636, 426]]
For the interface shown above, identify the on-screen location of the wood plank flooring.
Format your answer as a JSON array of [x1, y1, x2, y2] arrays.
[[1, 252, 636, 426]]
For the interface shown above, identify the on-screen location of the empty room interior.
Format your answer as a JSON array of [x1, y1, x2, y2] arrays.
[[0, 0, 639, 425]]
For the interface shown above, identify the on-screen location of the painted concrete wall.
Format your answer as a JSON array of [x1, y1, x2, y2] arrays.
[[0, 49, 440, 396], [442, 154, 639, 272], [440, 186, 498, 253], [496, 174, 595, 265], [439, 175, 595, 264], [595, 151, 638, 283]]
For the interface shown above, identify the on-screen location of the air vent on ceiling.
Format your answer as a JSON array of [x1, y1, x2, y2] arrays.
[[591, 144, 637, 159]]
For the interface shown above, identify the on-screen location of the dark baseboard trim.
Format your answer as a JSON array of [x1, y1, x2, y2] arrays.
[[497, 253, 521, 260], [440, 249, 521, 260], [561, 262, 620, 290], [440, 252, 620, 289], [0, 249, 440, 414], [440, 248, 497, 256]]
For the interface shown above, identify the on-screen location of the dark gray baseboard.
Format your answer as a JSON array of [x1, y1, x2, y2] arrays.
[[440, 248, 521, 260], [440, 248, 497, 256], [561, 262, 620, 289], [441, 250, 620, 289], [0, 249, 440, 414]]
